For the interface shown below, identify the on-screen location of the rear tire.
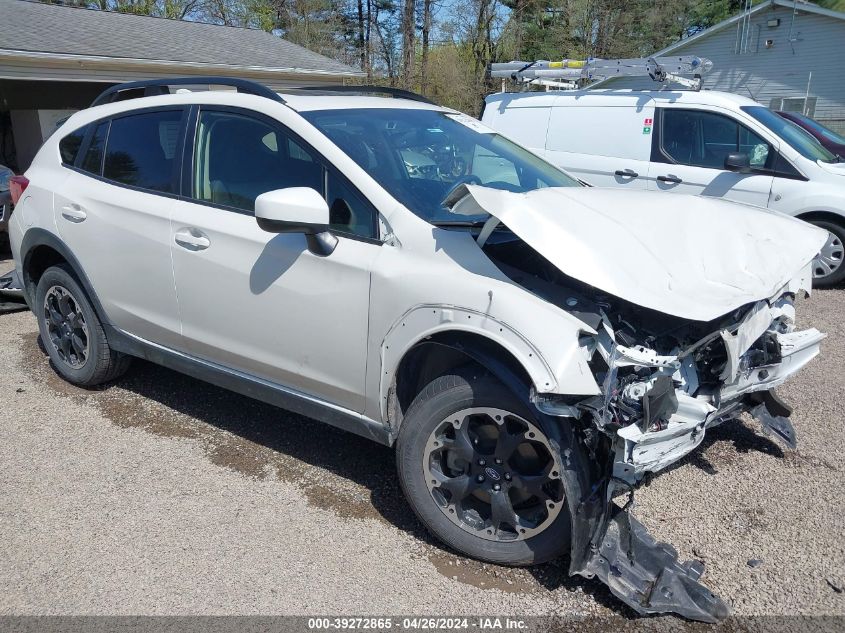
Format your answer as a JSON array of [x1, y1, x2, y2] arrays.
[[809, 219, 845, 287], [396, 369, 571, 566], [35, 264, 130, 386]]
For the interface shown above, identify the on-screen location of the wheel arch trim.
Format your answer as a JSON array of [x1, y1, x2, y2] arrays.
[[379, 304, 558, 424], [796, 210, 845, 227], [19, 228, 112, 326]]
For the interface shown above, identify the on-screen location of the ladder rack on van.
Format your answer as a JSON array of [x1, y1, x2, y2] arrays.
[[490, 56, 713, 91]]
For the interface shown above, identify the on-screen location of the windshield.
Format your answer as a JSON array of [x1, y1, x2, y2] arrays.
[[302, 108, 580, 224], [786, 112, 845, 146], [741, 106, 837, 162]]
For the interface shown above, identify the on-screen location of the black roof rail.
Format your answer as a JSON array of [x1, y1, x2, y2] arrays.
[[288, 85, 435, 105], [91, 77, 285, 107]]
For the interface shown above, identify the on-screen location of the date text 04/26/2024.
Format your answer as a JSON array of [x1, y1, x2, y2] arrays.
[[307, 617, 528, 630]]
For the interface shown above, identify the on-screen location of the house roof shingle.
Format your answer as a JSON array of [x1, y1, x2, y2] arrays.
[[0, 0, 361, 77]]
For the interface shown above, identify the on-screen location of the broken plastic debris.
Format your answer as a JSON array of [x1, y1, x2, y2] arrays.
[[751, 403, 797, 450], [581, 507, 729, 622]]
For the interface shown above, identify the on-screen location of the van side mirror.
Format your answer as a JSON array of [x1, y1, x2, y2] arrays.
[[255, 187, 337, 256], [724, 152, 751, 174]]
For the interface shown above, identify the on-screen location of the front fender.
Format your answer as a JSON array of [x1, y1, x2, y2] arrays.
[[379, 303, 599, 421]]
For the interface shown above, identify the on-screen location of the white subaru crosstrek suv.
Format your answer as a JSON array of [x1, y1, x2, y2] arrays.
[[7, 78, 827, 622]]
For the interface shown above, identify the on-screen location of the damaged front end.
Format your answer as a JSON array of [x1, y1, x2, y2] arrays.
[[449, 184, 828, 621], [557, 290, 823, 621], [487, 248, 824, 622], [592, 294, 822, 484], [484, 240, 823, 622]]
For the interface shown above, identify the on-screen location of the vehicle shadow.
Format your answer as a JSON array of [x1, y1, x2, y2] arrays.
[[58, 353, 636, 614], [102, 357, 421, 523]]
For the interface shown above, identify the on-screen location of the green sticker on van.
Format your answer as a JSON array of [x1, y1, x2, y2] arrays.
[[642, 126, 652, 134]]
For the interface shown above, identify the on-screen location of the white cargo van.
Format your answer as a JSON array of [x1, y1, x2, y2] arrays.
[[482, 89, 845, 286]]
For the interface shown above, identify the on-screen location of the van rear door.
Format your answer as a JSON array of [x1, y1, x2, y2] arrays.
[[544, 100, 653, 189], [481, 93, 555, 159], [647, 107, 775, 208]]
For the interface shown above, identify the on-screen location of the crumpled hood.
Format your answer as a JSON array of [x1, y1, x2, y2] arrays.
[[454, 185, 827, 321]]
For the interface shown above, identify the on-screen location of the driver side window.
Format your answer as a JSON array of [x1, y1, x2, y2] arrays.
[[661, 109, 772, 169], [192, 109, 322, 212], [191, 109, 378, 239]]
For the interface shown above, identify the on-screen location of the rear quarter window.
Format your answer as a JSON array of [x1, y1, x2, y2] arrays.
[[59, 126, 87, 165], [81, 122, 108, 175]]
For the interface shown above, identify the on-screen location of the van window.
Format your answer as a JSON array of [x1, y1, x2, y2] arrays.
[[59, 126, 86, 166], [103, 110, 182, 193], [81, 122, 108, 175], [660, 109, 772, 169]]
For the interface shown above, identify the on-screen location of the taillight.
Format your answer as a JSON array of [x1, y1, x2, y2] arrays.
[[9, 175, 29, 205]]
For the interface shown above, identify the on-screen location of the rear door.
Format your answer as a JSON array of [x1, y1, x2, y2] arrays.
[[647, 107, 776, 207], [544, 103, 653, 189], [53, 108, 186, 349]]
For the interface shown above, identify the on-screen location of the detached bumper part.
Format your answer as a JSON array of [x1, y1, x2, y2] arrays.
[[0, 269, 27, 315], [0, 268, 24, 297], [582, 507, 729, 622], [749, 396, 797, 449]]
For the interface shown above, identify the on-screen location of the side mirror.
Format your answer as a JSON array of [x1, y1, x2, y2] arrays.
[[255, 187, 337, 256], [724, 152, 751, 174]]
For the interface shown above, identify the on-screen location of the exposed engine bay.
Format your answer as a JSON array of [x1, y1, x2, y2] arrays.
[[484, 236, 823, 483]]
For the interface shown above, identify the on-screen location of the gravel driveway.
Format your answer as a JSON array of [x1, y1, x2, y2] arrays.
[[1, 256, 843, 619]]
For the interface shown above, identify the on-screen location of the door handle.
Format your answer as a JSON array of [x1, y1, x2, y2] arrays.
[[657, 175, 682, 184], [60, 204, 87, 222], [614, 168, 639, 178], [174, 228, 210, 251]]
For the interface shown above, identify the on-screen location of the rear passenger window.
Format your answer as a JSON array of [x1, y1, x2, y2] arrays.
[[59, 126, 86, 165], [192, 110, 323, 212], [103, 110, 183, 193], [81, 122, 108, 175]]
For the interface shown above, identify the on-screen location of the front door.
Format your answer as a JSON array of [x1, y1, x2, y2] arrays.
[[169, 107, 381, 412], [648, 107, 776, 208]]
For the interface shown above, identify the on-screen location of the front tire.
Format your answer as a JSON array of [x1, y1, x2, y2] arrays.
[[810, 219, 845, 287], [396, 370, 571, 566], [35, 264, 130, 386]]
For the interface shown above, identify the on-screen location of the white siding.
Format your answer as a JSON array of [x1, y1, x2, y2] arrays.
[[594, 5, 845, 132]]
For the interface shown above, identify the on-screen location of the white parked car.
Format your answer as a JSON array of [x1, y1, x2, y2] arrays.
[[7, 78, 827, 621], [482, 89, 845, 285]]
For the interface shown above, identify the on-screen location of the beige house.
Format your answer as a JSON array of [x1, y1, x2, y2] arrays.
[[0, 0, 363, 170]]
